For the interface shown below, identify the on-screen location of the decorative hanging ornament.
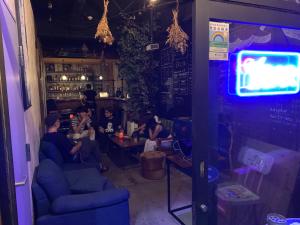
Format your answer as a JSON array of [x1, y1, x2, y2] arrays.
[[166, 0, 189, 54], [95, 0, 114, 45]]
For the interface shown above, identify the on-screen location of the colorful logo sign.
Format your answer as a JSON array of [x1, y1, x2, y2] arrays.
[[236, 50, 300, 97]]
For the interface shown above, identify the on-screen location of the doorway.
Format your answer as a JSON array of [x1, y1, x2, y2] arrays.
[[0, 0, 33, 224], [193, 1, 300, 225], [0, 10, 18, 225]]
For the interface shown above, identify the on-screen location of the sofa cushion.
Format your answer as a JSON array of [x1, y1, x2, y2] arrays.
[[37, 159, 70, 201], [51, 188, 130, 214], [40, 141, 64, 167], [32, 179, 50, 217], [64, 168, 114, 194]]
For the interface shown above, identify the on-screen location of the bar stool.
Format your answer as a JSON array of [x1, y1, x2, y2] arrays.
[[140, 151, 166, 180]]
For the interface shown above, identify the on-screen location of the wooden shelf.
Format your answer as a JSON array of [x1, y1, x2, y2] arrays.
[[93, 80, 115, 82], [48, 90, 82, 93], [44, 57, 121, 101], [46, 71, 93, 75], [44, 57, 119, 64], [47, 81, 93, 84]]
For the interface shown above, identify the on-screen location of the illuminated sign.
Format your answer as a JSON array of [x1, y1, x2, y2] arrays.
[[236, 50, 300, 97]]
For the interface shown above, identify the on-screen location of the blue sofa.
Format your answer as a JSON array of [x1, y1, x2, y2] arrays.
[[39, 141, 100, 171], [32, 158, 130, 225]]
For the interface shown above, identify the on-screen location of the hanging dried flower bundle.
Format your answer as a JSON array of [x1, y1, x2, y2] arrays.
[[166, 0, 189, 54], [95, 0, 114, 45]]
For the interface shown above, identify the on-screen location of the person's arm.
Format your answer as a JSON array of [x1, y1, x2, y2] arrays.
[[110, 118, 121, 134], [99, 126, 105, 133], [149, 128, 153, 140], [136, 124, 146, 134], [59, 134, 81, 156], [158, 134, 173, 141], [86, 117, 92, 129], [98, 119, 105, 134], [72, 117, 88, 134], [69, 141, 82, 155], [149, 125, 162, 141]]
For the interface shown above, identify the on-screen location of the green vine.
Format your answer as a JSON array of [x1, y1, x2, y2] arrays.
[[118, 17, 160, 119]]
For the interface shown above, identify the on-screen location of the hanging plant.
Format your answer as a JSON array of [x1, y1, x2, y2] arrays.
[[166, 0, 189, 54], [95, 0, 114, 45]]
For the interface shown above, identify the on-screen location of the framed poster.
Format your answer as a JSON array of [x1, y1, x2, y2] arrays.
[[209, 22, 229, 61]]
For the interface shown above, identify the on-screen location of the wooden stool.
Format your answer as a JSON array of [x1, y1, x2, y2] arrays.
[[140, 151, 166, 180]]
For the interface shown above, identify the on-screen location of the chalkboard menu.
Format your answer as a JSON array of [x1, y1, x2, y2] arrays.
[[160, 44, 192, 116]]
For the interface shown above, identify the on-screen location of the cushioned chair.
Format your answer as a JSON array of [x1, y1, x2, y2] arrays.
[[39, 141, 99, 171], [32, 159, 130, 225]]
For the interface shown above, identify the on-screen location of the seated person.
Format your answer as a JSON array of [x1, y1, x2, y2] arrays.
[[98, 108, 122, 152], [144, 116, 172, 152], [71, 106, 94, 139], [98, 108, 121, 136], [43, 113, 108, 172], [132, 118, 148, 139]]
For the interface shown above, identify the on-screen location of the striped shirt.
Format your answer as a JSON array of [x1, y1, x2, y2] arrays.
[[71, 116, 92, 133]]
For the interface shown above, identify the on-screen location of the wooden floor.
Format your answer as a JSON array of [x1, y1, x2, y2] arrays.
[[102, 154, 192, 225]]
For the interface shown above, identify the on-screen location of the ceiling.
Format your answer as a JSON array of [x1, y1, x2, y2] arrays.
[[31, 0, 192, 57]]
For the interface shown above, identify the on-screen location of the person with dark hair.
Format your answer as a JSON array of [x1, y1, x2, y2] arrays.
[[42, 113, 108, 172], [98, 108, 121, 135], [43, 113, 82, 162], [143, 116, 172, 152], [83, 84, 97, 109], [98, 108, 122, 152], [71, 106, 93, 137], [148, 117, 171, 140], [132, 117, 148, 139]]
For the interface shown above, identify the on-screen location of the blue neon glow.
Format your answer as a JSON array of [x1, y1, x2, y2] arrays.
[[236, 50, 300, 97]]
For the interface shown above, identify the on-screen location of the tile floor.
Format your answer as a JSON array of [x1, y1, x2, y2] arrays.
[[102, 155, 192, 225]]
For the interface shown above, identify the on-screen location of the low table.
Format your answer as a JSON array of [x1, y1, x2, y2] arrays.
[[108, 136, 146, 169]]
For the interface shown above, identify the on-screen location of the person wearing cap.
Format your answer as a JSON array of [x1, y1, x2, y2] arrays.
[[42, 113, 108, 172]]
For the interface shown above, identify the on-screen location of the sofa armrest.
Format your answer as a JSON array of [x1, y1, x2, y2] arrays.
[[51, 188, 129, 214]]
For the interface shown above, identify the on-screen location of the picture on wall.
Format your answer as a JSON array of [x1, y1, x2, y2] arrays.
[[18, 0, 31, 110]]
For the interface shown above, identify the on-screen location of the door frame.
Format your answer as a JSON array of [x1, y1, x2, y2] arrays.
[[192, 1, 300, 225], [0, 13, 18, 225]]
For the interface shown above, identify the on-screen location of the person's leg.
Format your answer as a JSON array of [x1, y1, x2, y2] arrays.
[[98, 133, 111, 153], [79, 137, 94, 162], [80, 137, 108, 171], [90, 140, 102, 162]]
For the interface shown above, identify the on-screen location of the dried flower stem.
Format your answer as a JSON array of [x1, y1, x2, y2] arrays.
[[166, 0, 189, 54], [95, 0, 114, 45]]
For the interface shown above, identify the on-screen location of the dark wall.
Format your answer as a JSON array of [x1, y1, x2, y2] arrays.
[[214, 23, 300, 152], [159, 19, 192, 118]]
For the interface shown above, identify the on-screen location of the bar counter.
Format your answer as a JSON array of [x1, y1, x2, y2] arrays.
[[54, 97, 128, 111], [52, 97, 129, 124]]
